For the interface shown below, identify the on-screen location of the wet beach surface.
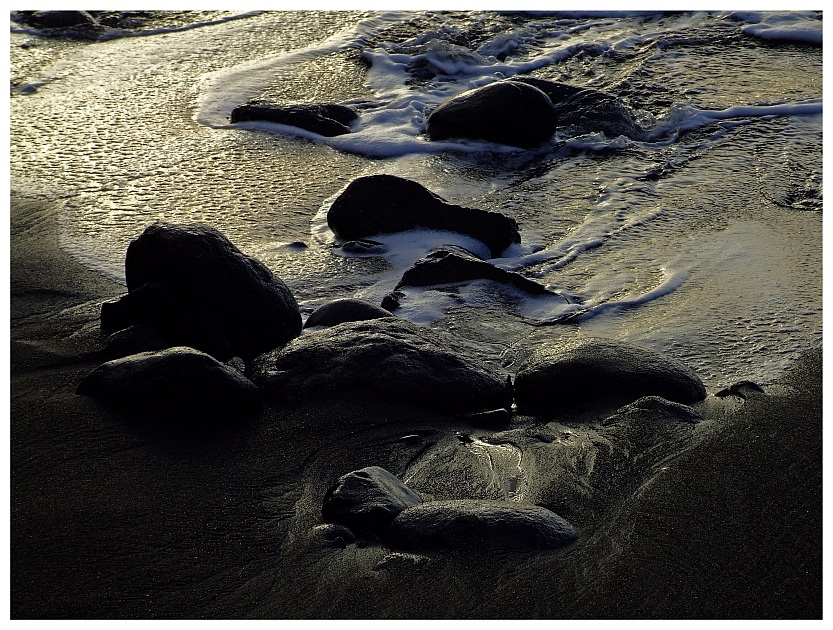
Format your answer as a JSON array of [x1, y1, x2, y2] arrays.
[[9, 11, 822, 619]]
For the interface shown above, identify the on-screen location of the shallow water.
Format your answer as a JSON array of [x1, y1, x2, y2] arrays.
[[9, 10, 822, 389]]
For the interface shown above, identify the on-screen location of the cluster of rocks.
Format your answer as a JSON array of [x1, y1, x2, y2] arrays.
[[77, 172, 707, 427], [319, 466, 579, 552], [229, 74, 648, 148]]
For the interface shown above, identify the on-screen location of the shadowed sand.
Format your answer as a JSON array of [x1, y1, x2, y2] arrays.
[[10, 194, 822, 619]]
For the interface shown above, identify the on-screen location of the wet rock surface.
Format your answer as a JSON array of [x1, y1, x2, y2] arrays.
[[249, 317, 513, 413], [510, 77, 647, 139], [426, 80, 559, 148], [393, 245, 565, 297], [514, 337, 707, 414], [388, 499, 579, 551], [326, 174, 521, 258], [322, 466, 423, 535], [304, 298, 393, 329], [230, 101, 358, 137], [76, 346, 261, 417], [101, 223, 302, 361]]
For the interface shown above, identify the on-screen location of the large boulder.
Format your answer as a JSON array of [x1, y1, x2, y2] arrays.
[[426, 80, 559, 148], [514, 337, 707, 414], [327, 174, 520, 258], [76, 346, 261, 417], [230, 101, 358, 137], [322, 466, 423, 535], [387, 499, 579, 551], [100, 223, 301, 361], [249, 317, 513, 413], [304, 298, 393, 329]]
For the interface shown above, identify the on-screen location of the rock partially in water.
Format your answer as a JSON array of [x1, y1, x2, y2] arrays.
[[327, 175, 521, 258], [101, 223, 302, 362], [304, 298, 393, 329], [249, 318, 513, 413], [426, 80, 559, 148], [388, 499, 579, 551], [510, 77, 648, 139], [394, 245, 560, 297], [514, 337, 707, 414], [322, 466, 423, 536], [230, 100, 358, 137], [76, 346, 261, 417], [19, 10, 99, 29]]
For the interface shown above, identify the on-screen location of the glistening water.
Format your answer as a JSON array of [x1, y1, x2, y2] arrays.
[[9, 10, 822, 390]]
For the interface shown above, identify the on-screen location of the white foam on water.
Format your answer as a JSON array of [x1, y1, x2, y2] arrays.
[[731, 11, 822, 45]]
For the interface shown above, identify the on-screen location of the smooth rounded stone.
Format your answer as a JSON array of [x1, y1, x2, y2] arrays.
[[514, 337, 707, 414], [304, 298, 394, 329], [426, 80, 559, 148], [388, 499, 579, 551], [715, 380, 766, 399], [230, 100, 358, 137], [394, 245, 562, 298], [322, 466, 423, 535], [249, 318, 513, 413], [101, 223, 301, 361], [511, 77, 648, 139], [76, 346, 261, 417], [326, 174, 520, 258]]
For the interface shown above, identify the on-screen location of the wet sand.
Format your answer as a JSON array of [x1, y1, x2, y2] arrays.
[[10, 193, 822, 619]]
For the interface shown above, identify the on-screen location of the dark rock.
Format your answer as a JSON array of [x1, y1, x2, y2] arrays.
[[327, 175, 520, 258], [394, 245, 560, 297], [76, 346, 261, 417], [249, 318, 513, 413], [25, 10, 99, 29], [510, 77, 647, 139], [230, 101, 357, 137], [426, 80, 559, 148], [104, 324, 171, 358], [304, 298, 393, 329], [341, 239, 388, 255], [514, 337, 707, 414], [322, 466, 423, 535], [380, 291, 404, 311], [715, 380, 766, 399], [103, 223, 301, 362], [388, 499, 579, 551]]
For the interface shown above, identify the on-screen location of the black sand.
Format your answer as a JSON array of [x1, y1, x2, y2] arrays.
[[10, 195, 822, 619]]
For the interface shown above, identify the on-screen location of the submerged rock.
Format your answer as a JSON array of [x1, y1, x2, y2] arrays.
[[394, 245, 557, 296], [322, 466, 423, 536], [510, 76, 647, 139], [230, 101, 358, 137], [249, 317, 513, 413], [514, 337, 707, 414], [76, 346, 261, 417], [326, 174, 520, 258], [388, 499, 579, 551], [101, 223, 301, 361], [426, 80, 559, 148], [304, 298, 393, 329]]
